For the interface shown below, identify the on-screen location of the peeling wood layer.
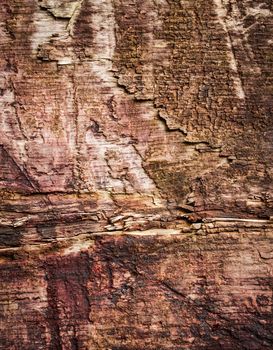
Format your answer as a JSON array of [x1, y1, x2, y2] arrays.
[[0, 0, 273, 348]]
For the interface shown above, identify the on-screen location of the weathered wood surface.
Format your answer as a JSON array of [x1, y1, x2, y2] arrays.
[[0, 0, 273, 349]]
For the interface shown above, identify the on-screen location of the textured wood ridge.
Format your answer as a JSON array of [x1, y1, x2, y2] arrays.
[[0, 0, 273, 349]]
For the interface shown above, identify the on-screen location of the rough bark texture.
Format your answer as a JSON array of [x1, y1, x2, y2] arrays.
[[0, 0, 273, 349]]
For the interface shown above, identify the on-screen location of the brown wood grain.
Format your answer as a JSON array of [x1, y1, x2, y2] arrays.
[[0, 0, 273, 348]]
